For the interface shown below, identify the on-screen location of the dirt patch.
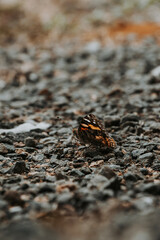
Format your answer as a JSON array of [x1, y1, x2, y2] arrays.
[[109, 21, 160, 42]]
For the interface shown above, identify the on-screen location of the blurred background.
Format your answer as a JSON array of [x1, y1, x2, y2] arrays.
[[0, 0, 160, 47]]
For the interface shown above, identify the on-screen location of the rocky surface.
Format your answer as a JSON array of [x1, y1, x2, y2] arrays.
[[0, 38, 160, 239]]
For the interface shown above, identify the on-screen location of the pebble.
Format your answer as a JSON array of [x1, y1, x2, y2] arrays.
[[98, 48, 115, 61], [50, 155, 60, 166], [57, 192, 73, 204], [69, 169, 85, 177], [28, 72, 39, 83], [45, 175, 56, 182], [139, 152, 154, 166], [33, 154, 45, 162], [81, 167, 92, 175], [100, 189, 114, 199], [38, 183, 56, 193], [4, 144, 15, 153], [131, 149, 147, 158], [103, 177, 120, 191], [104, 115, 120, 127], [3, 191, 24, 207], [133, 196, 155, 211], [98, 166, 116, 179], [24, 147, 36, 153], [84, 41, 101, 54], [140, 183, 160, 195], [150, 65, 160, 81], [54, 170, 69, 180], [124, 172, 138, 182], [42, 63, 54, 77], [152, 163, 160, 171], [73, 159, 85, 168], [0, 200, 8, 210], [140, 168, 149, 175], [0, 143, 8, 154], [25, 137, 36, 147], [121, 114, 140, 123], [0, 155, 5, 160], [9, 206, 23, 214], [10, 161, 30, 174]]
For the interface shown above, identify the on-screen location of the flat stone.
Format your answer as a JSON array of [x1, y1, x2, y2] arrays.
[[57, 192, 73, 204], [131, 149, 147, 158], [121, 114, 140, 123], [69, 169, 85, 177], [104, 115, 120, 127], [38, 183, 56, 193], [139, 152, 154, 161], [141, 183, 160, 195], [33, 154, 45, 162]]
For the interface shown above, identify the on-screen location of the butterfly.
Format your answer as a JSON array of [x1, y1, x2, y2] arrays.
[[73, 114, 116, 149]]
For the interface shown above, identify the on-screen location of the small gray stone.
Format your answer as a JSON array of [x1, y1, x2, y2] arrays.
[[5, 144, 15, 153], [0, 199, 8, 210], [124, 172, 138, 182], [98, 166, 116, 179], [28, 72, 39, 82], [9, 206, 23, 214], [0, 143, 8, 154], [103, 177, 120, 191], [104, 115, 120, 127], [131, 149, 146, 158], [84, 41, 101, 54], [69, 169, 85, 177], [139, 153, 154, 160], [140, 168, 149, 175], [25, 137, 36, 147], [152, 163, 160, 171], [38, 183, 56, 193], [57, 192, 73, 204], [99, 48, 115, 61], [45, 175, 56, 182], [42, 63, 54, 77], [139, 152, 154, 166], [33, 154, 45, 162], [121, 114, 139, 123], [0, 155, 5, 161]]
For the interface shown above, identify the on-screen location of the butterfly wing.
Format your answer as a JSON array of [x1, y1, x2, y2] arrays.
[[77, 114, 116, 148]]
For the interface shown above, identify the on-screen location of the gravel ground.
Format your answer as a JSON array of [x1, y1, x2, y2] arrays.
[[0, 38, 160, 239]]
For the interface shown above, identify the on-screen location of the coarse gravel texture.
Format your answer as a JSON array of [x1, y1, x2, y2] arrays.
[[0, 38, 160, 240]]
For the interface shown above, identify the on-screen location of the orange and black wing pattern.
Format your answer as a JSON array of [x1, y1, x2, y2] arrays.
[[74, 114, 116, 148]]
